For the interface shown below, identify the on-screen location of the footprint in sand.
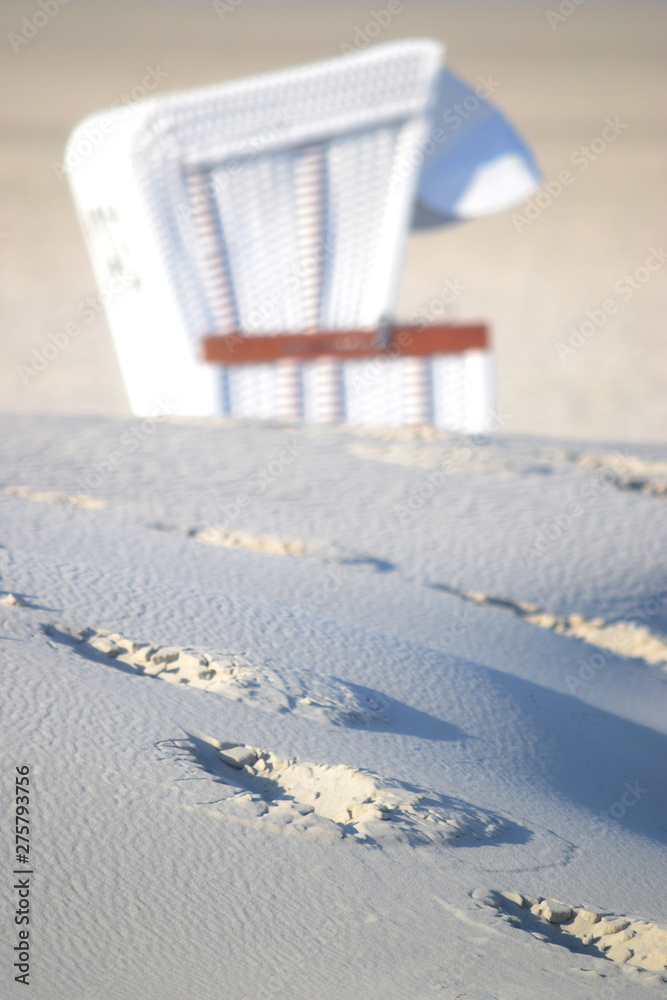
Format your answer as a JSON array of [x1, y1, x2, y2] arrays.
[[555, 451, 667, 498], [0, 593, 28, 607], [152, 522, 396, 572], [155, 733, 508, 847], [349, 439, 563, 477], [186, 525, 330, 557], [428, 584, 667, 672], [3, 485, 104, 508], [482, 889, 667, 985], [48, 624, 390, 726]]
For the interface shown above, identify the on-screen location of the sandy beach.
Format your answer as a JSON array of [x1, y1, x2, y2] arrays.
[[1, 5, 666, 998], [1, 414, 667, 998]]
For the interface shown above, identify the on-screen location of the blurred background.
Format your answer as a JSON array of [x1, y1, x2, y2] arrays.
[[1, 0, 665, 441]]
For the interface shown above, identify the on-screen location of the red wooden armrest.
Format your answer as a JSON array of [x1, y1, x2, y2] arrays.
[[201, 324, 488, 364]]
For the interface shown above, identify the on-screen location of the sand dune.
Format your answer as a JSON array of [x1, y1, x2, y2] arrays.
[[1, 415, 665, 999]]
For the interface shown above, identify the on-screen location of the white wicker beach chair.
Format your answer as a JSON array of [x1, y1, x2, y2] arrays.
[[67, 41, 534, 432]]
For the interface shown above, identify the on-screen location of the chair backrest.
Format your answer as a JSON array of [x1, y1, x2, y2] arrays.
[[414, 68, 541, 224], [68, 40, 493, 430]]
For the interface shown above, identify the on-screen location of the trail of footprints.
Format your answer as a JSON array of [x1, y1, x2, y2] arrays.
[[157, 734, 505, 847], [4, 480, 393, 571], [50, 624, 506, 847], [50, 624, 389, 726], [483, 889, 667, 985], [3, 481, 331, 560], [350, 439, 667, 495], [431, 584, 667, 671]]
